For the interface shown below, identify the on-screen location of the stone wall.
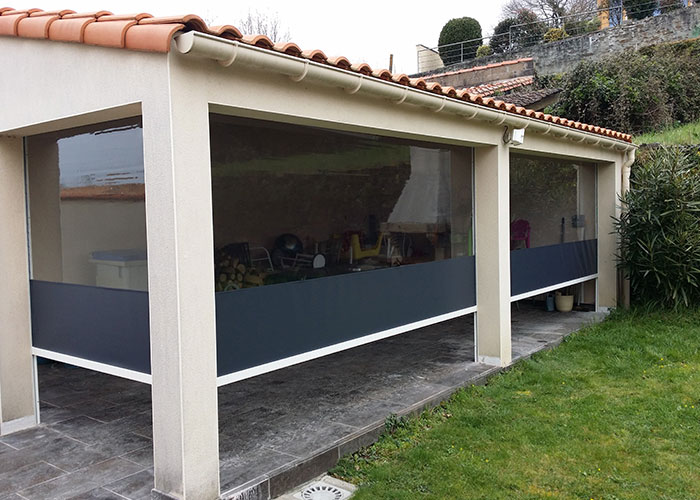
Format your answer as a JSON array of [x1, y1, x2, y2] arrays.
[[415, 5, 700, 77]]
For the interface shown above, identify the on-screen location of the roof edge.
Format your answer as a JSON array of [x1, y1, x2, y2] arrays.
[[174, 32, 636, 151]]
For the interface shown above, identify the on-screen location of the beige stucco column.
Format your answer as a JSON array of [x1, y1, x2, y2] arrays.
[[474, 143, 512, 366], [0, 136, 38, 435], [143, 93, 220, 499], [597, 159, 622, 310]]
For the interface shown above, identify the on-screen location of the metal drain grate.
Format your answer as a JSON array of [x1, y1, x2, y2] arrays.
[[294, 481, 351, 500]]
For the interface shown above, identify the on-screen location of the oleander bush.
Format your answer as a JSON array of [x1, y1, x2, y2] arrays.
[[552, 39, 700, 134], [616, 146, 700, 308]]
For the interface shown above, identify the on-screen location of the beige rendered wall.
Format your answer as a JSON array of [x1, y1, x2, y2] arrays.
[[1, 38, 221, 499], [474, 144, 512, 366], [59, 201, 146, 286], [0, 136, 36, 435], [144, 59, 219, 500], [597, 159, 622, 309], [26, 135, 63, 282]]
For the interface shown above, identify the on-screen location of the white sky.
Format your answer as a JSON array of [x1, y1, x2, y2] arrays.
[[30, 0, 508, 74]]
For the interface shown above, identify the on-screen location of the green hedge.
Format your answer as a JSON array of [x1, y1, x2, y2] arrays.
[[552, 39, 700, 135], [616, 146, 700, 308]]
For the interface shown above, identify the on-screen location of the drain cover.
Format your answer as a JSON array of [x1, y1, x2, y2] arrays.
[[294, 481, 351, 500]]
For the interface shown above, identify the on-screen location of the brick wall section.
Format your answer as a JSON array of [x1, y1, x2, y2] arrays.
[[415, 5, 700, 77]]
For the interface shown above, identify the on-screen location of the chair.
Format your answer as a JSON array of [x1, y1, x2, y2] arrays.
[[510, 219, 531, 250]]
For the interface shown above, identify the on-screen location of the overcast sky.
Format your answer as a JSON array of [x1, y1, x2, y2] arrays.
[[32, 0, 508, 74]]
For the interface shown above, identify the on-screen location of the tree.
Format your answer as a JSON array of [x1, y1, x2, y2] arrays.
[[502, 0, 597, 24], [623, 0, 659, 20], [491, 9, 546, 53], [438, 17, 483, 65], [236, 10, 291, 43]]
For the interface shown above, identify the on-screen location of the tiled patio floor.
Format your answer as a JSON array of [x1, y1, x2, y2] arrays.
[[0, 305, 604, 500]]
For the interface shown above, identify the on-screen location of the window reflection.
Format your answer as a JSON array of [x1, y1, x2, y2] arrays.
[[26, 118, 147, 290], [210, 114, 473, 290], [510, 154, 596, 250]]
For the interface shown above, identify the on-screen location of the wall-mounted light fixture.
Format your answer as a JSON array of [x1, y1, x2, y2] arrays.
[[503, 126, 525, 146]]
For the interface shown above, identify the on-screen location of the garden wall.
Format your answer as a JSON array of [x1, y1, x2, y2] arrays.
[[416, 5, 700, 77]]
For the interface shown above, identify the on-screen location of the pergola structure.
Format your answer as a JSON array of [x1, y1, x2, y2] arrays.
[[0, 8, 635, 499]]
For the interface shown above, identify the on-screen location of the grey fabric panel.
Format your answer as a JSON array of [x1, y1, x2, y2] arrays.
[[30, 280, 151, 374], [216, 256, 476, 376], [510, 239, 598, 296]]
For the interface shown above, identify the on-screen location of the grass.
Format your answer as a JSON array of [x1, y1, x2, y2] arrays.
[[635, 121, 700, 145], [332, 309, 700, 499]]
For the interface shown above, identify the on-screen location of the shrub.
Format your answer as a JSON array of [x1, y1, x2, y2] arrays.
[[552, 39, 700, 134], [543, 27, 569, 42], [476, 44, 493, 58], [438, 17, 482, 65], [616, 146, 700, 308]]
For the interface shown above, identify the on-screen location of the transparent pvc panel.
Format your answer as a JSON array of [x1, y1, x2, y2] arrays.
[[26, 118, 150, 375], [510, 154, 597, 297], [210, 114, 475, 376]]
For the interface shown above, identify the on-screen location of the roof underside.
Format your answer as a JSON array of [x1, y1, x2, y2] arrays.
[[0, 7, 632, 143]]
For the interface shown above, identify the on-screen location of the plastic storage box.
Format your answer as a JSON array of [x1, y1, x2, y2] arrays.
[[89, 249, 148, 291]]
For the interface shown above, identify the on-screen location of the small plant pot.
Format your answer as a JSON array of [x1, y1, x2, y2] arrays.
[[555, 294, 574, 312]]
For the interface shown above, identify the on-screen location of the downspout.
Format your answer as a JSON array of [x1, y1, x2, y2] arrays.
[[620, 148, 636, 308], [174, 31, 635, 152]]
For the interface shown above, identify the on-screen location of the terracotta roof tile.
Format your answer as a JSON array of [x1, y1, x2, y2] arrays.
[[99, 13, 152, 22], [372, 68, 393, 81], [241, 34, 274, 49], [16, 13, 59, 38], [351, 62, 372, 75], [208, 25, 242, 41], [62, 11, 112, 19], [0, 12, 26, 35], [274, 41, 302, 57], [327, 55, 352, 70], [301, 49, 327, 63], [84, 19, 136, 48], [48, 16, 95, 42], [124, 23, 184, 52], [0, 7, 632, 142]]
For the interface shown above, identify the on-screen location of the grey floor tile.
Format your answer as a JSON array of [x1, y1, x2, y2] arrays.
[[220, 448, 296, 492], [21, 435, 112, 473], [0, 426, 63, 450], [18, 458, 144, 500], [120, 446, 153, 468], [66, 487, 127, 499], [0, 461, 65, 497], [38, 404, 84, 426], [24, 305, 598, 497], [103, 469, 153, 499]]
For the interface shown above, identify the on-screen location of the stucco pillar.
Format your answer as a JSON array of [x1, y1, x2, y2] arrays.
[[143, 95, 220, 499], [0, 136, 38, 435], [473, 144, 512, 367], [597, 159, 622, 310]]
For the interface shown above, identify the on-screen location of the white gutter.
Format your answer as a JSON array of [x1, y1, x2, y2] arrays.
[[621, 148, 636, 196], [175, 31, 636, 152]]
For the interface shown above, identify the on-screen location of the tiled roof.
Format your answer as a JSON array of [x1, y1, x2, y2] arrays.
[[464, 76, 535, 98], [0, 8, 632, 143], [502, 88, 563, 108]]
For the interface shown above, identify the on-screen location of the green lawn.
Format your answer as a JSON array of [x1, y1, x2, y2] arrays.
[[635, 121, 700, 145], [332, 310, 700, 499]]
